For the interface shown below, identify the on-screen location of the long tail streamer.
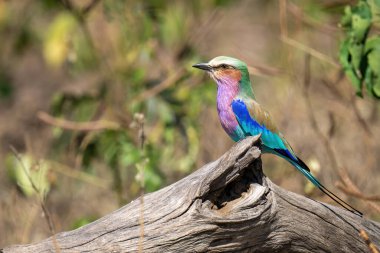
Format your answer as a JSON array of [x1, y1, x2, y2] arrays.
[[292, 161, 363, 217]]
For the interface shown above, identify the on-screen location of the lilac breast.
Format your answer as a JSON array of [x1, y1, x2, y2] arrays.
[[216, 84, 241, 141]]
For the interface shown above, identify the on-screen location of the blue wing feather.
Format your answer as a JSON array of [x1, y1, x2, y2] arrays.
[[230, 98, 362, 216], [231, 99, 295, 159]]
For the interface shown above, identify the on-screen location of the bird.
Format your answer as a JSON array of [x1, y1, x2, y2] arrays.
[[193, 56, 362, 217]]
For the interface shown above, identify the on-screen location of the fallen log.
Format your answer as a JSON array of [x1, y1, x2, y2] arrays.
[[2, 136, 379, 252]]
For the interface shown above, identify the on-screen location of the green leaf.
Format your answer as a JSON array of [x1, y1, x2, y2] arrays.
[[365, 36, 380, 51], [339, 40, 362, 95], [368, 0, 380, 26], [366, 38, 380, 75], [70, 216, 97, 229], [339, 40, 351, 69], [159, 4, 188, 49], [14, 25, 33, 54], [6, 154, 51, 197], [341, 6, 352, 27], [0, 1, 9, 28], [0, 72, 12, 99], [41, 0, 62, 9], [364, 36, 380, 97], [142, 163, 163, 192], [351, 13, 371, 42], [339, 0, 380, 99], [119, 141, 140, 168], [348, 43, 364, 72], [355, 0, 372, 20], [72, 99, 98, 121], [372, 77, 380, 97], [43, 12, 77, 67], [365, 66, 373, 94]]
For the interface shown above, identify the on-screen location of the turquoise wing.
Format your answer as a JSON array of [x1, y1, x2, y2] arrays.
[[231, 98, 363, 216], [231, 98, 298, 161]]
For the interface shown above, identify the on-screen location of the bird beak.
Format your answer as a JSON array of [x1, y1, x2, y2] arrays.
[[192, 63, 212, 72]]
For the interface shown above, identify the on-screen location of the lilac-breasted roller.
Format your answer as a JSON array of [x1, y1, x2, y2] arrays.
[[193, 56, 362, 216]]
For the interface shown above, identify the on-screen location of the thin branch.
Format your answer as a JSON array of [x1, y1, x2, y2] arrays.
[[336, 168, 380, 202], [302, 54, 339, 171], [60, 0, 113, 79], [278, 0, 339, 67], [132, 69, 185, 104], [49, 161, 109, 189], [321, 76, 373, 138], [322, 0, 357, 9], [10, 146, 40, 194], [187, 8, 221, 48], [82, 0, 101, 15], [131, 113, 146, 253], [301, 57, 373, 219], [350, 94, 373, 136], [9, 146, 61, 253], [61, 0, 100, 16], [247, 65, 283, 77], [282, 36, 340, 68], [368, 202, 380, 214], [336, 168, 380, 216], [320, 72, 346, 102], [287, 2, 338, 34], [336, 182, 380, 204], [279, 0, 288, 38], [359, 229, 380, 253], [60, 0, 73, 11], [37, 111, 120, 131]]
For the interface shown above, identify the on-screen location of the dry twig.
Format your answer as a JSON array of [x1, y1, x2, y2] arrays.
[[281, 36, 340, 68], [302, 54, 339, 171], [279, 0, 339, 67], [132, 69, 185, 104], [279, 0, 288, 38], [37, 111, 120, 131], [9, 146, 61, 253], [130, 113, 146, 253], [49, 161, 109, 189], [287, 2, 338, 34], [336, 168, 380, 214], [359, 229, 380, 253]]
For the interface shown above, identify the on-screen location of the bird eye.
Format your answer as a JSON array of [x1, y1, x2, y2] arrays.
[[220, 64, 229, 69]]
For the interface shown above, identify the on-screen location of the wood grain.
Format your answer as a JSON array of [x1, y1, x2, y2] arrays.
[[2, 136, 379, 253]]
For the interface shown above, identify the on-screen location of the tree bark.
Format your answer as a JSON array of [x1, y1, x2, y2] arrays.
[[2, 136, 379, 253]]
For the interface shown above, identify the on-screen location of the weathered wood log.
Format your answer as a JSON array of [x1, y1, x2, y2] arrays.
[[2, 136, 380, 253]]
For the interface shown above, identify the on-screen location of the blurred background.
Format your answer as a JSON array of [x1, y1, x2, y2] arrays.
[[0, 0, 379, 246]]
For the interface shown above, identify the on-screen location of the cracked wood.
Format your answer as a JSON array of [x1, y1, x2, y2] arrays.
[[2, 136, 380, 253]]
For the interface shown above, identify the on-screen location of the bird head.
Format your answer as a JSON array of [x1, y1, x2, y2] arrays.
[[193, 56, 253, 95]]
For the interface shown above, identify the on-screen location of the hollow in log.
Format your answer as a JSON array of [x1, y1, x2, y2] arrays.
[[2, 136, 380, 252]]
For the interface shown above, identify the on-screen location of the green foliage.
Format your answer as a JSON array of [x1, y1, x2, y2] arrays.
[[6, 154, 51, 197], [0, 72, 12, 100], [43, 12, 78, 67], [0, 2, 9, 29], [159, 3, 189, 50], [339, 0, 380, 98], [70, 216, 97, 229], [13, 25, 34, 54], [35, 0, 221, 204]]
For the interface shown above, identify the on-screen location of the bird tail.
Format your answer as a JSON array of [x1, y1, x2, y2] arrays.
[[289, 158, 363, 217]]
